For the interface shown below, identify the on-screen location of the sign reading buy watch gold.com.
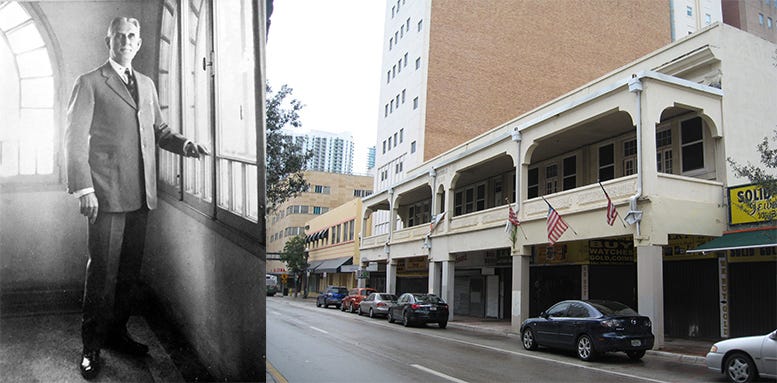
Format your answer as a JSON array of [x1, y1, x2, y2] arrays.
[[729, 184, 777, 224]]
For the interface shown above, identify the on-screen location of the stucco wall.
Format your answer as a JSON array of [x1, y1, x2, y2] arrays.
[[143, 200, 264, 381]]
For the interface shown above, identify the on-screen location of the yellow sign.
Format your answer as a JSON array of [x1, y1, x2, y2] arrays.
[[729, 184, 777, 224]]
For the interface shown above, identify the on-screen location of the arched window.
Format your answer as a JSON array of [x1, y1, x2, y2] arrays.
[[0, 1, 56, 179]]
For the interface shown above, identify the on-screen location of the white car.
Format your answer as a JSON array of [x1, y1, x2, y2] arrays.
[[705, 329, 777, 383]]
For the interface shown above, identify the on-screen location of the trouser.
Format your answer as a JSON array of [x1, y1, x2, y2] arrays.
[[81, 208, 148, 351]]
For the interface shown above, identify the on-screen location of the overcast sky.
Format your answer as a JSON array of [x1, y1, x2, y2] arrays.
[[266, 1, 386, 174]]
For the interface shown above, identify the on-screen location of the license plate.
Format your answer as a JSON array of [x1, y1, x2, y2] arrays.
[[631, 339, 641, 347], [430, 307, 437, 311]]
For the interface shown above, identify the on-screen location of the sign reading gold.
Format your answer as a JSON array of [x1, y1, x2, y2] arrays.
[[729, 184, 777, 224]]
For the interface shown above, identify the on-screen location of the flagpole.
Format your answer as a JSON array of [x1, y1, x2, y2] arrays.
[[541, 196, 578, 235], [504, 198, 528, 240], [598, 181, 628, 228]]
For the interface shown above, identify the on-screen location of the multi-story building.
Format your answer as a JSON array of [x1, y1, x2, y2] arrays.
[[373, 0, 676, 235], [359, 23, 776, 348], [366, 146, 376, 174], [304, 198, 372, 294], [267, 171, 373, 257], [283, 128, 355, 174], [671, 0, 723, 40], [722, 0, 777, 43]]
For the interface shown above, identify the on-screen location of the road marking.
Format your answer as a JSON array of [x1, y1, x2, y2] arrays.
[[266, 360, 288, 383], [309, 326, 329, 334], [413, 331, 671, 383], [411, 364, 469, 383]]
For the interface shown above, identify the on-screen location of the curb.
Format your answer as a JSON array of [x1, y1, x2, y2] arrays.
[[646, 350, 707, 366]]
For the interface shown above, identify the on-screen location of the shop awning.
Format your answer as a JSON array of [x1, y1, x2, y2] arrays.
[[307, 260, 325, 271], [687, 228, 777, 253], [314, 256, 353, 273]]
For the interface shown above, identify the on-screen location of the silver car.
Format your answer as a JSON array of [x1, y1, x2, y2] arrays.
[[705, 329, 777, 383], [358, 292, 397, 318]]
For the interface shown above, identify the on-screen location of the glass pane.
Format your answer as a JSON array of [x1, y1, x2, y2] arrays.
[[159, 40, 171, 72], [218, 158, 230, 208], [16, 48, 51, 77], [231, 161, 244, 215], [20, 77, 53, 108], [215, 0, 256, 162], [0, 140, 19, 176], [161, 6, 174, 38], [0, 2, 29, 31], [7, 22, 44, 53], [246, 163, 258, 221], [682, 143, 704, 172], [18, 139, 35, 174], [158, 72, 169, 105]]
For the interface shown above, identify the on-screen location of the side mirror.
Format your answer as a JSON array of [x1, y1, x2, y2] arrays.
[[540, 311, 549, 319], [769, 330, 777, 341]]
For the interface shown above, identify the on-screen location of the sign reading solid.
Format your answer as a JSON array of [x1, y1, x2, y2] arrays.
[[729, 184, 777, 224]]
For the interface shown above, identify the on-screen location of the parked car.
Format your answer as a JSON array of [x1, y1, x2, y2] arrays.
[[316, 286, 348, 309], [705, 329, 777, 383], [520, 299, 654, 361], [358, 292, 397, 318], [265, 274, 279, 296], [387, 293, 449, 328], [341, 288, 376, 313]]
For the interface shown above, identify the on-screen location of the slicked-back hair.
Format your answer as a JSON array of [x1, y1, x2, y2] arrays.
[[106, 17, 140, 37]]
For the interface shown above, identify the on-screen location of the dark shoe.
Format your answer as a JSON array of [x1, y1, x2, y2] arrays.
[[105, 331, 149, 356], [80, 349, 100, 380]]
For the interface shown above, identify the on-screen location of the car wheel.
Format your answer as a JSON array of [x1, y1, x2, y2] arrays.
[[369, 308, 374, 318], [341, 303, 346, 311], [576, 334, 597, 361], [402, 311, 410, 327], [335, 304, 341, 309], [316, 300, 322, 308], [438, 321, 447, 329], [522, 328, 538, 351], [387, 310, 394, 323], [626, 350, 645, 360], [725, 352, 756, 383], [350, 304, 356, 313], [322, 302, 328, 308]]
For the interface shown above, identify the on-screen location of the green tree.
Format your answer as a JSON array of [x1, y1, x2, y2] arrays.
[[279, 235, 308, 297], [266, 82, 312, 211], [728, 129, 777, 221]]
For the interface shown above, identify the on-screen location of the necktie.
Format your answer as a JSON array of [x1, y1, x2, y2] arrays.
[[124, 68, 138, 103]]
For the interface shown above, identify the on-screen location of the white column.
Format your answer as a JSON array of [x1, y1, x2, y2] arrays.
[[441, 260, 455, 321], [637, 245, 664, 349], [428, 261, 440, 295], [386, 260, 397, 295], [511, 245, 531, 333]]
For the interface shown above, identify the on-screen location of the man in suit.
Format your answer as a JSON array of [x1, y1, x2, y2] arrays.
[[65, 17, 208, 380]]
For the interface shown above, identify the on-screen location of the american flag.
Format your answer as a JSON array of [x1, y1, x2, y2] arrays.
[[546, 206, 568, 245], [508, 204, 520, 227], [605, 194, 618, 226]]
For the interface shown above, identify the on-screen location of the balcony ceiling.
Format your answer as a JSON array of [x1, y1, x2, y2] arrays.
[[532, 111, 634, 163]]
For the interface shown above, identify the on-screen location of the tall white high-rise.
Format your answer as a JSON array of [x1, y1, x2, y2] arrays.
[[283, 129, 355, 174]]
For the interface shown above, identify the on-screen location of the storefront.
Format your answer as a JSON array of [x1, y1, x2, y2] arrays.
[[395, 256, 429, 295], [453, 249, 512, 319]]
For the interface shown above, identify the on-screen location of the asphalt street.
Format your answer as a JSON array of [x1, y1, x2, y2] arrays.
[[267, 296, 722, 383]]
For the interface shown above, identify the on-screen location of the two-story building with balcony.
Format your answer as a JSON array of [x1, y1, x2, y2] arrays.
[[358, 23, 777, 348]]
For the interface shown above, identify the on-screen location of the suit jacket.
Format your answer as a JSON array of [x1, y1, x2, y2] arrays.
[[65, 61, 188, 212]]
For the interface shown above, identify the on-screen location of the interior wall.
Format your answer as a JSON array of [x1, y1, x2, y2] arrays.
[[143, 200, 264, 381]]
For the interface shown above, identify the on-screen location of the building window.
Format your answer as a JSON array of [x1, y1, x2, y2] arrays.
[[404, 53, 408, 67], [387, 70, 390, 84], [768, 17, 773, 29], [401, 89, 406, 103], [686, 6, 693, 16], [389, 37, 393, 50], [382, 140, 386, 154], [391, 5, 395, 18], [385, 104, 388, 117], [410, 141, 416, 153], [388, 136, 392, 148], [623, 139, 637, 176], [0, 2, 56, 179], [562, 156, 576, 190], [598, 144, 615, 181], [418, 19, 423, 32], [392, 65, 396, 78], [156, 0, 261, 237], [393, 132, 398, 147], [759, 13, 764, 25], [406, 17, 410, 31], [399, 128, 404, 143], [705, 13, 712, 24], [313, 185, 330, 194], [394, 31, 398, 43], [528, 167, 539, 199], [545, 164, 559, 194], [400, 24, 404, 38], [413, 97, 419, 109], [656, 129, 673, 174], [395, 94, 400, 108], [681, 117, 704, 172], [415, 57, 421, 70], [397, 59, 402, 73], [354, 189, 372, 197]]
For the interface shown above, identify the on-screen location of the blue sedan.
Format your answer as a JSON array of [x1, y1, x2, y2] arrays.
[[520, 300, 654, 361]]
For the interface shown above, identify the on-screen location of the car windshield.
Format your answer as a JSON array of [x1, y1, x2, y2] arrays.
[[379, 294, 397, 301], [361, 290, 372, 296], [588, 300, 638, 316], [414, 294, 444, 304], [333, 288, 348, 295]]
